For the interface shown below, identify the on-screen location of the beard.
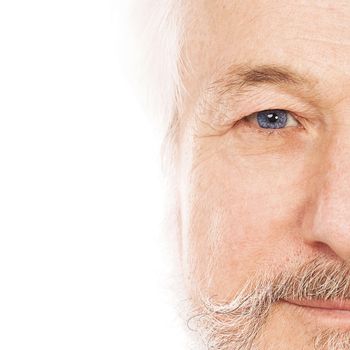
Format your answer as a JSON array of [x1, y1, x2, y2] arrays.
[[187, 257, 350, 350]]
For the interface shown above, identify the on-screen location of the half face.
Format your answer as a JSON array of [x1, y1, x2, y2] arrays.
[[177, 1, 350, 348]]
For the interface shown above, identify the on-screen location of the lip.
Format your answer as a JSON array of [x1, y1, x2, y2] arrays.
[[282, 298, 350, 328], [284, 298, 350, 312]]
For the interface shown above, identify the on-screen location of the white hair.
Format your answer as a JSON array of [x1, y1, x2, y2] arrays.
[[130, 0, 186, 141]]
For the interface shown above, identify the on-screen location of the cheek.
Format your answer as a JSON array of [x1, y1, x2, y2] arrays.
[[181, 142, 315, 302]]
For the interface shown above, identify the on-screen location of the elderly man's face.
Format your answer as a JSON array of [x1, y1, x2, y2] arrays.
[[177, 1, 350, 348]]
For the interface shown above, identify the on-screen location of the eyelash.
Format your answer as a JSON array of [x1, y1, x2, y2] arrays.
[[240, 109, 303, 136]]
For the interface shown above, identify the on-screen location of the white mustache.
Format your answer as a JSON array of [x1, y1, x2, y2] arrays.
[[189, 257, 350, 350]]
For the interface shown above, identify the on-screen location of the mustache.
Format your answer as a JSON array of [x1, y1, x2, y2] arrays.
[[189, 257, 350, 350]]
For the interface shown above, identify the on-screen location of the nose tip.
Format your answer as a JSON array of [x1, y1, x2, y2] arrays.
[[306, 199, 350, 261], [303, 159, 350, 262]]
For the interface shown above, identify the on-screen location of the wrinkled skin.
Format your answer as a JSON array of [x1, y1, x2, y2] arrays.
[[177, 1, 350, 348]]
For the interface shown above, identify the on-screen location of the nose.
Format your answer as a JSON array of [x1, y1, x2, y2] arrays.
[[304, 129, 350, 262]]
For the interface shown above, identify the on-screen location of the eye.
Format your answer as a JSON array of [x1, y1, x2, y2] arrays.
[[245, 109, 299, 129]]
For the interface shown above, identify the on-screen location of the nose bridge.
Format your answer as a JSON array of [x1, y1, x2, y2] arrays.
[[310, 127, 350, 260], [321, 139, 350, 225]]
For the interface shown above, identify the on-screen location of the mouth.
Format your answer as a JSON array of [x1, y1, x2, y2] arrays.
[[282, 298, 350, 328], [284, 298, 350, 312]]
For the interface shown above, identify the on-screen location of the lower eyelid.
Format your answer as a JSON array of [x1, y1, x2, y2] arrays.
[[237, 118, 303, 137]]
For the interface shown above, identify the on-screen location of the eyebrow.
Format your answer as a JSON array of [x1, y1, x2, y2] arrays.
[[208, 64, 316, 97]]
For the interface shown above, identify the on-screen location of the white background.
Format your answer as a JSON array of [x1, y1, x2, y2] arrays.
[[0, 1, 187, 349]]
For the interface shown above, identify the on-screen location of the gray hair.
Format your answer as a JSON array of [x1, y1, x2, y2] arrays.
[[131, 1, 186, 138]]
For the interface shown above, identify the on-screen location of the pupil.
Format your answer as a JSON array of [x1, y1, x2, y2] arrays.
[[267, 113, 279, 123]]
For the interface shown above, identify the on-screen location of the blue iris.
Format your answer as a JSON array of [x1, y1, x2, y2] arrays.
[[256, 109, 288, 129]]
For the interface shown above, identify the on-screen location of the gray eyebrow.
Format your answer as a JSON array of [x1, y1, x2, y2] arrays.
[[207, 64, 316, 97]]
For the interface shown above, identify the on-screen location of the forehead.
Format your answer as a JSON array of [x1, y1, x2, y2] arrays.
[[181, 0, 350, 110]]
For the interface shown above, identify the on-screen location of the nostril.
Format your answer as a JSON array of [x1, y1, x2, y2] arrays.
[[309, 241, 341, 260]]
